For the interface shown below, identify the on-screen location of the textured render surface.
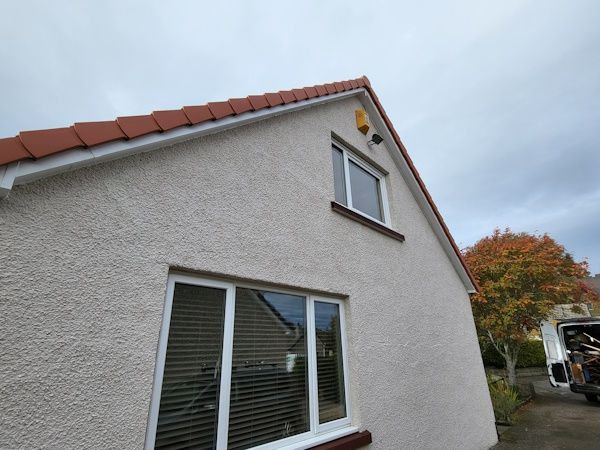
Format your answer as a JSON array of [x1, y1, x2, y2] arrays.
[[0, 97, 497, 449]]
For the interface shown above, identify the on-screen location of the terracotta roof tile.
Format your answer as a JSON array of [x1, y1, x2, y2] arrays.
[[182, 105, 214, 124], [152, 110, 191, 131], [208, 101, 235, 120], [0, 137, 32, 165], [19, 127, 85, 158], [228, 98, 253, 115], [247, 95, 270, 111], [117, 115, 161, 139], [315, 85, 328, 96], [304, 86, 318, 98], [292, 89, 308, 101], [325, 83, 337, 94], [0, 75, 479, 292], [73, 121, 126, 147], [279, 90, 296, 104], [265, 93, 283, 107]]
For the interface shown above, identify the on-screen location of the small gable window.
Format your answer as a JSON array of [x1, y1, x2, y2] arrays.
[[331, 142, 389, 225]]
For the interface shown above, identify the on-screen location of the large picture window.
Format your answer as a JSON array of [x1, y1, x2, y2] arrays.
[[146, 274, 352, 450], [331, 142, 390, 225]]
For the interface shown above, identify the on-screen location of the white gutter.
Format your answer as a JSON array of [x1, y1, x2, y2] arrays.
[[0, 89, 362, 195], [0, 87, 475, 293]]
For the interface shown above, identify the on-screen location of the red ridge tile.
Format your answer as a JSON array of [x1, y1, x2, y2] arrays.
[[73, 121, 126, 147], [304, 86, 318, 98], [152, 110, 191, 131], [314, 85, 328, 96], [182, 105, 214, 124], [291, 89, 308, 101], [19, 127, 85, 158], [356, 78, 366, 87], [361, 75, 371, 87], [117, 115, 161, 139], [349, 79, 359, 89], [324, 83, 337, 94], [342, 81, 353, 91], [208, 101, 235, 120], [334, 82, 345, 92], [0, 136, 33, 165], [247, 95, 269, 111], [265, 93, 283, 107], [279, 90, 296, 104], [228, 98, 253, 115]]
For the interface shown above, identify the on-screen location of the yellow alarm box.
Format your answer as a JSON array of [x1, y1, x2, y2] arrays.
[[355, 109, 370, 135]]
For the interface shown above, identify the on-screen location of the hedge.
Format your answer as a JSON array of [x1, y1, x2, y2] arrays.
[[481, 339, 546, 368]]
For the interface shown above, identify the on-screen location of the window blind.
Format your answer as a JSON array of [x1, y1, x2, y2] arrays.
[[154, 283, 226, 450], [227, 288, 309, 449], [314, 301, 346, 424]]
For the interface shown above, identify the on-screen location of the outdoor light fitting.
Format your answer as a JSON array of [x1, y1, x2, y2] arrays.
[[367, 134, 384, 146]]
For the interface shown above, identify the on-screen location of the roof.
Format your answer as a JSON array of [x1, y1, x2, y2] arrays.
[[0, 75, 479, 292]]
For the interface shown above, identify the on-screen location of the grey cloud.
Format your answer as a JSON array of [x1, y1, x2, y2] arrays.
[[1, 0, 599, 272]]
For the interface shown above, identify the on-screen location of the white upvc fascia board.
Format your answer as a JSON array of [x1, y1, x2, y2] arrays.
[[6, 89, 363, 189], [357, 90, 476, 293], [0, 162, 19, 198]]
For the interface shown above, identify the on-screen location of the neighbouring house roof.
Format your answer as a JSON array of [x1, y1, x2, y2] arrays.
[[0, 75, 479, 293], [550, 303, 592, 320]]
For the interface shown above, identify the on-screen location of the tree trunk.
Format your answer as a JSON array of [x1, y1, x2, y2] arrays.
[[505, 353, 518, 387]]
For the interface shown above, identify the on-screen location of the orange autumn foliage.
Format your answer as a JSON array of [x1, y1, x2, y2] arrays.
[[463, 228, 596, 343]]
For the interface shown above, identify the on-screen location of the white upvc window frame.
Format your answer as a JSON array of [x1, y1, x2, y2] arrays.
[[332, 141, 391, 226], [145, 273, 355, 450]]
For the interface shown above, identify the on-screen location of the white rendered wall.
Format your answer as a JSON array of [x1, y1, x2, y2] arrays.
[[0, 97, 497, 449]]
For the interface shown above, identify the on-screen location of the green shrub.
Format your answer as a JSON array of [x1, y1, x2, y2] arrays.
[[481, 339, 546, 368], [487, 375, 521, 424]]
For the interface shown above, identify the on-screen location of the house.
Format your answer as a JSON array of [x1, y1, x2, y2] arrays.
[[0, 77, 498, 449]]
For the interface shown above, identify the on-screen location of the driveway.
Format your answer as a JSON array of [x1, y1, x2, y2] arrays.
[[493, 378, 600, 449]]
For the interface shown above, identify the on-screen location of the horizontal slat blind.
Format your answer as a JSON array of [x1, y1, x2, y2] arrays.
[[155, 283, 226, 450], [227, 288, 309, 449], [314, 301, 346, 424]]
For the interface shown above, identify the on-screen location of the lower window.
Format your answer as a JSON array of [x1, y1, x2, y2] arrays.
[[146, 274, 351, 450]]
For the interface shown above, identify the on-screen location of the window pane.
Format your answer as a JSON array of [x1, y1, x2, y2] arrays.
[[155, 283, 226, 450], [331, 146, 347, 205], [228, 289, 309, 449], [314, 302, 346, 424], [348, 160, 383, 221]]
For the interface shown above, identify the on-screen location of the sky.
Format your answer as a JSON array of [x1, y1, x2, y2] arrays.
[[1, 1, 599, 273]]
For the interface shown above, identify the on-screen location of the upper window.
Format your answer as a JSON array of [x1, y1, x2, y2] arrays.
[[331, 142, 389, 224], [146, 274, 351, 450]]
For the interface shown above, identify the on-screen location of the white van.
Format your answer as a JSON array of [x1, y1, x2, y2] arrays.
[[541, 317, 600, 402]]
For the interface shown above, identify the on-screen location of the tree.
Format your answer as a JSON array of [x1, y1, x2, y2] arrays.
[[463, 228, 597, 386]]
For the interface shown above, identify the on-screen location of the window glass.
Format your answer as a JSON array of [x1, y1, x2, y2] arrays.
[[331, 147, 347, 205], [155, 283, 226, 450], [348, 160, 383, 221], [314, 302, 346, 424], [228, 288, 309, 449]]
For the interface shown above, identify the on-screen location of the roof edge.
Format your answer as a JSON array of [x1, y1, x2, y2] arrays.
[[358, 76, 479, 292]]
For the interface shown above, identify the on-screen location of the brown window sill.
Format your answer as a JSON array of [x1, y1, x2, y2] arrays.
[[331, 201, 405, 242], [308, 431, 372, 450]]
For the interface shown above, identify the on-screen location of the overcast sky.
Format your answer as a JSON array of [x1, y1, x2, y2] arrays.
[[2, 1, 599, 273]]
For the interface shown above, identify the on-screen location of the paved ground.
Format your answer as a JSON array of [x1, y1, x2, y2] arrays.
[[493, 377, 600, 449]]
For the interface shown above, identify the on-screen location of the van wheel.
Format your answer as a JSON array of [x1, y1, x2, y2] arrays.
[[585, 394, 599, 402]]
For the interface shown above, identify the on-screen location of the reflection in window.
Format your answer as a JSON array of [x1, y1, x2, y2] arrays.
[[228, 289, 309, 449], [155, 284, 226, 450], [314, 301, 346, 424], [349, 160, 382, 221]]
